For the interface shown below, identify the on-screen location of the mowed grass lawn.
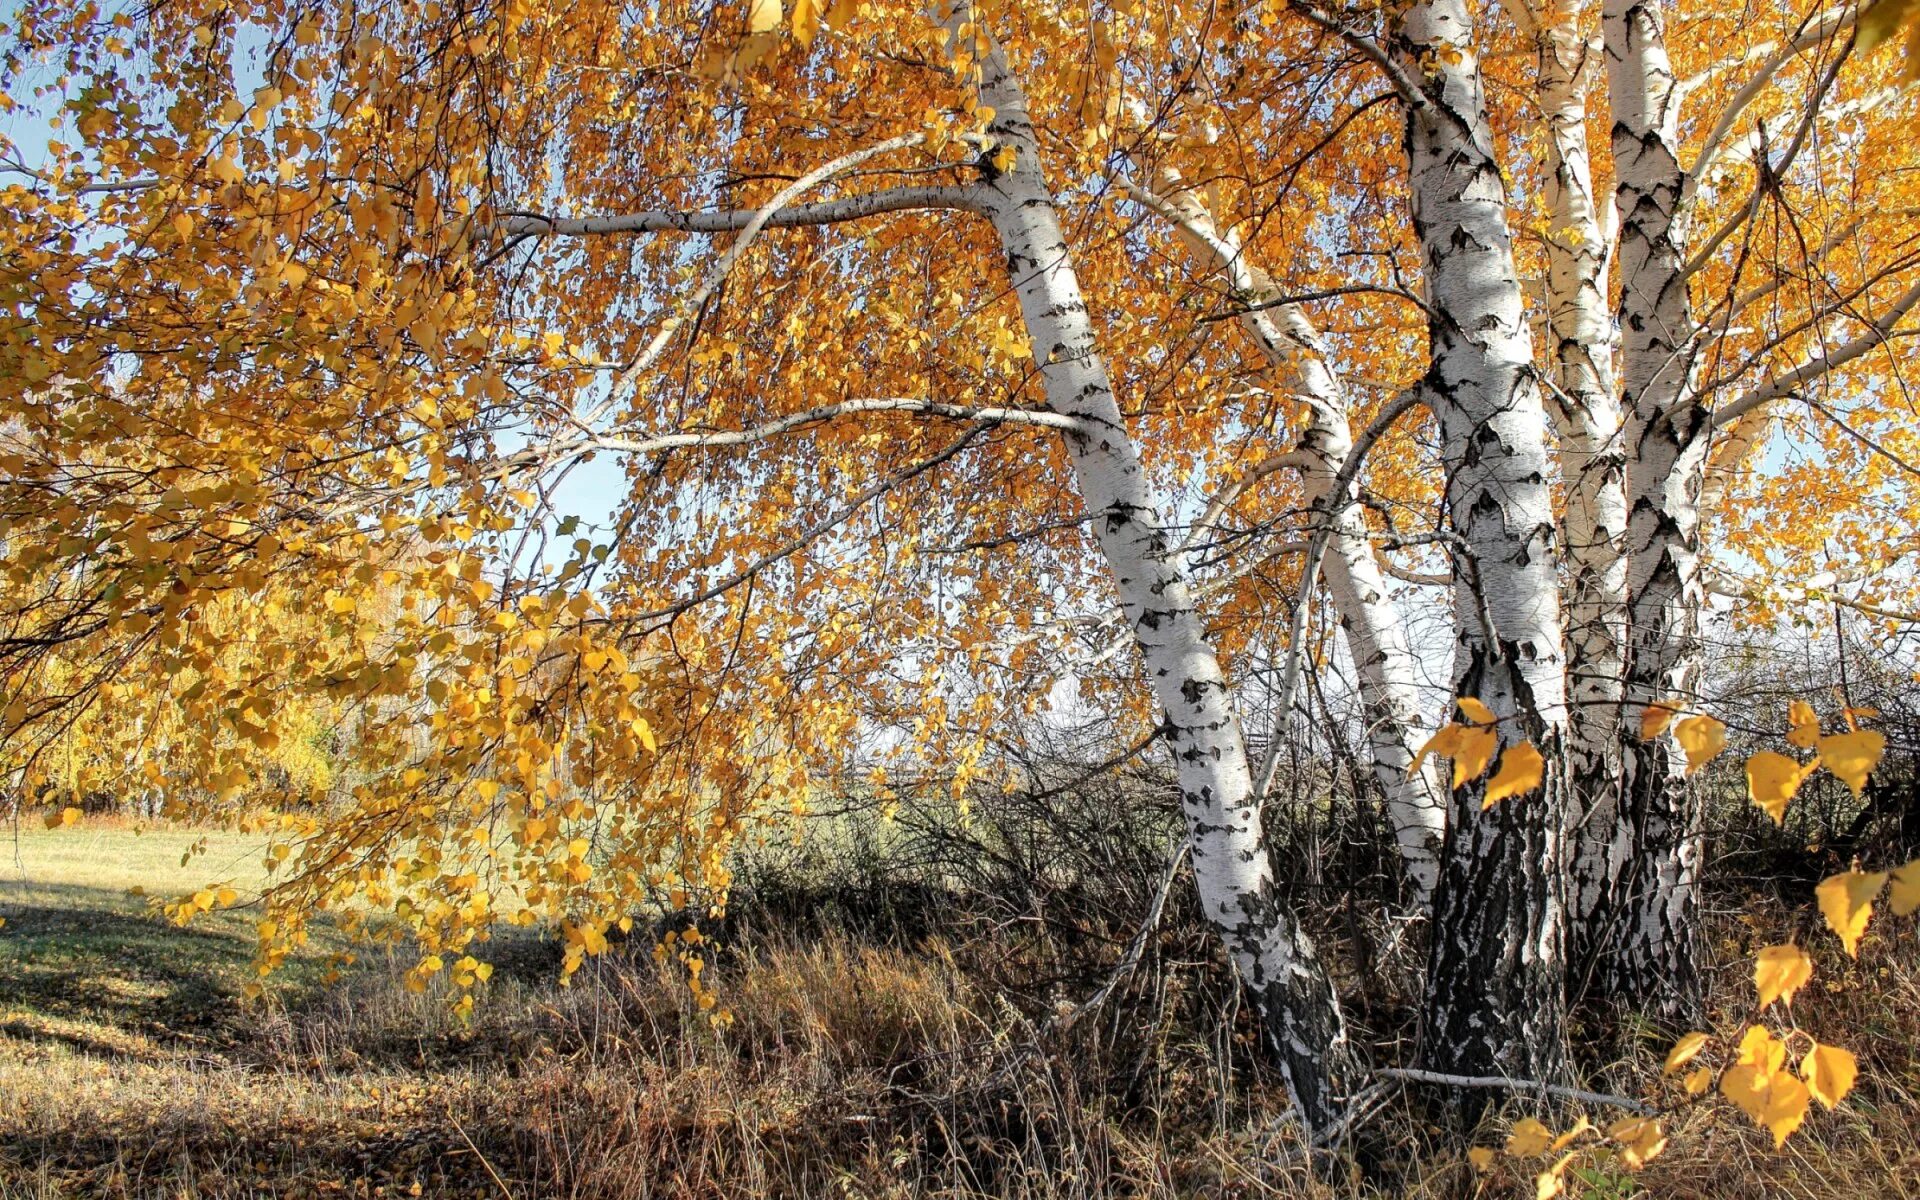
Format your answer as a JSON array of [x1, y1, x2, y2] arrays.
[[6, 818, 1920, 1200], [0, 822, 292, 1056], [0, 821, 537, 1199]]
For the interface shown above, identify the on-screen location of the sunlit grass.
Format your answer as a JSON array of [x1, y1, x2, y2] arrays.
[[2, 817, 269, 900]]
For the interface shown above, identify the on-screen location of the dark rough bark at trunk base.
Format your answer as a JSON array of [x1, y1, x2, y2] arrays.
[[1419, 737, 1571, 1109], [1238, 906, 1368, 1145], [1566, 773, 1624, 997], [1594, 738, 1706, 1027]]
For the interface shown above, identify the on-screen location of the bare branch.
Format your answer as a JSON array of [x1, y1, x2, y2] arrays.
[[575, 133, 953, 431], [1723, 209, 1920, 321], [1288, 1, 1431, 110], [1253, 384, 1427, 801], [498, 184, 987, 237], [1376, 1067, 1656, 1115], [0, 157, 162, 194], [622, 425, 990, 629], [1685, 6, 1859, 199], [1052, 841, 1189, 1033], [591, 398, 1087, 455], [1683, 34, 1857, 280], [1712, 276, 1920, 429]]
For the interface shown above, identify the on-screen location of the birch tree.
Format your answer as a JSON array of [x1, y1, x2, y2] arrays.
[[4, 0, 1919, 1144]]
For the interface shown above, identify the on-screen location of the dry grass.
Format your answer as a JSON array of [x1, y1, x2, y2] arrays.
[[3, 822, 1919, 1199]]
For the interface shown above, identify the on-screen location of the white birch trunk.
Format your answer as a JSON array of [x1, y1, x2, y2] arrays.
[[1524, 0, 1632, 973], [1141, 169, 1448, 905], [1391, 0, 1572, 1086], [1603, 0, 1710, 1022], [961, 27, 1361, 1137]]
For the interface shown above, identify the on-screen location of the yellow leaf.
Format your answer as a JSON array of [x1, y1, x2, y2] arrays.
[[1799, 1042, 1857, 1111], [1683, 1066, 1712, 1096], [1889, 858, 1920, 917], [1745, 751, 1814, 825], [1535, 1153, 1575, 1200], [1674, 714, 1727, 775], [1817, 730, 1885, 797], [47, 806, 82, 828], [1448, 724, 1497, 789], [1738, 1025, 1784, 1073], [1815, 869, 1887, 957], [1535, 1168, 1563, 1200], [1467, 1146, 1495, 1171], [1786, 699, 1821, 749], [1753, 944, 1812, 1007], [1840, 705, 1878, 731], [747, 0, 782, 34], [1760, 1071, 1810, 1147], [1455, 697, 1496, 725], [1663, 1031, 1710, 1074], [1639, 697, 1684, 741], [1506, 1116, 1553, 1157], [634, 717, 657, 753], [790, 0, 823, 44], [1545, 1115, 1590, 1154], [1409, 723, 1462, 778], [1721, 1063, 1771, 1124], [1483, 741, 1545, 807], [1605, 1116, 1667, 1170]]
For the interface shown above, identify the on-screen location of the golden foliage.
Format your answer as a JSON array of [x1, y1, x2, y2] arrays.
[[1800, 1042, 1858, 1112], [1816, 870, 1889, 958], [1746, 750, 1816, 824], [1753, 944, 1813, 1008], [1664, 1031, 1711, 1074], [1674, 715, 1728, 776], [1483, 740, 1545, 807], [1817, 730, 1887, 797]]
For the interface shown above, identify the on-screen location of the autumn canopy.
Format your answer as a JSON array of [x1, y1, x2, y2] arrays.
[[3, 0, 1920, 1159]]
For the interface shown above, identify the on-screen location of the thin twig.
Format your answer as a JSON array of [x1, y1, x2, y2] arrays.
[[1376, 1067, 1655, 1114], [1053, 840, 1189, 1033], [446, 1099, 519, 1198], [1252, 385, 1427, 802]]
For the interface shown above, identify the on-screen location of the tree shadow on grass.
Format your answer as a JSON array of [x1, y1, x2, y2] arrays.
[[0, 881, 278, 1051]]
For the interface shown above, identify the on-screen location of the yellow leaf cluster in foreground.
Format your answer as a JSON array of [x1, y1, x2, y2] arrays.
[[1472, 1110, 1666, 1197], [1409, 697, 1544, 804], [1721, 1026, 1810, 1147]]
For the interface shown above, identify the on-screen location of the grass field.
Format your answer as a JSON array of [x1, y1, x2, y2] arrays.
[[4, 818, 1920, 1199], [1, 823, 288, 1056]]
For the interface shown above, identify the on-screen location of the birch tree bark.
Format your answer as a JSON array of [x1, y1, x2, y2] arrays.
[[964, 27, 1362, 1137], [1389, 0, 1573, 1084], [1600, 0, 1710, 1022], [1520, 0, 1632, 974]]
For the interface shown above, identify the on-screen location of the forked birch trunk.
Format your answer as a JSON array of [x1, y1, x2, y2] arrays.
[[1524, 0, 1632, 975], [1601, 0, 1710, 1023], [1391, 0, 1572, 1085]]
